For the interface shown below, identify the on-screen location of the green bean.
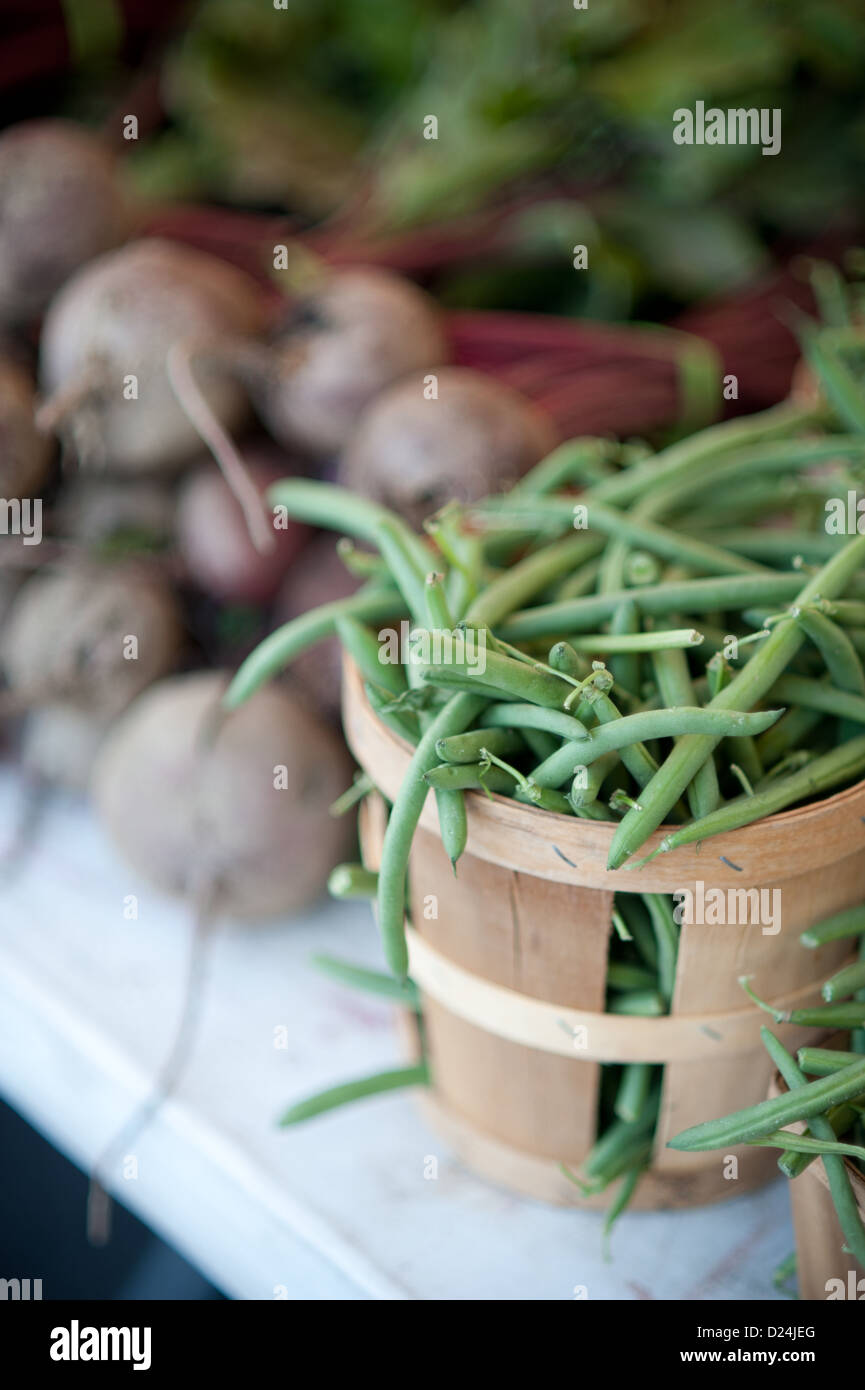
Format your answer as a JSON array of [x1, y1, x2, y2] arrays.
[[427, 508, 483, 617], [481, 697, 607, 746], [425, 571, 454, 631], [624, 551, 662, 588], [364, 682, 420, 742], [513, 784, 573, 813], [378, 693, 487, 977], [522, 727, 559, 762], [817, 600, 865, 628], [572, 798, 614, 821], [785, 1002, 865, 1029], [424, 762, 515, 793], [405, 630, 469, 871], [310, 954, 420, 1008], [554, 557, 603, 601], [531, 733, 648, 789], [327, 864, 379, 900], [587, 399, 820, 510], [652, 734, 865, 860], [224, 586, 403, 709], [745, 974, 865, 1029], [480, 748, 576, 815], [711, 529, 846, 565], [588, 501, 767, 577], [372, 515, 429, 624], [464, 533, 605, 628], [548, 640, 591, 680], [611, 906, 633, 943], [597, 531, 630, 597], [579, 681, 660, 788], [608, 534, 865, 869], [577, 1138, 654, 1196], [608, 599, 640, 695], [688, 481, 805, 530], [511, 437, 615, 494], [725, 732, 763, 788], [757, 748, 820, 784], [643, 895, 679, 1004], [435, 727, 525, 764], [334, 615, 407, 697], [570, 751, 619, 805], [619, 903, 659, 971], [614, 1063, 654, 1123], [647, 434, 865, 515], [434, 787, 467, 870], [329, 771, 374, 818], [797, 1047, 864, 1076], [755, 704, 822, 768], [609, 990, 666, 1016], [581, 1094, 660, 1178], [611, 780, 644, 812], [370, 683, 436, 716], [772, 1252, 798, 1298], [493, 635, 587, 690], [757, 1027, 865, 1268], [602, 1161, 647, 1256], [822, 960, 865, 1003], [416, 647, 573, 708], [667, 1055, 865, 1150], [801, 327, 865, 434], [561, 1134, 650, 1197], [279, 1063, 429, 1125], [652, 645, 720, 818], [267, 477, 433, 577], [750, 1131, 865, 1162], [466, 745, 573, 814], [806, 260, 851, 328], [478, 497, 766, 577], [607, 963, 658, 992], [500, 573, 803, 642], [336, 537, 388, 579], [566, 628, 705, 653], [777, 1105, 860, 1178], [795, 605, 865, 695], [527, 705, 782, 790]]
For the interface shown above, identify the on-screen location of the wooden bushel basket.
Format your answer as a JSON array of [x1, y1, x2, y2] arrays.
[[791, 1159, 865, 1301], [771, 1039, 865, 1301], [344, 657, 865, 1211]]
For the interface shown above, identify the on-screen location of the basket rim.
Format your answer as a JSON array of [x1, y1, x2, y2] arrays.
[[342, 654, 865, 891]]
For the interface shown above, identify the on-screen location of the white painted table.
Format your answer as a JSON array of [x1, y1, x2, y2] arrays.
[[0, 771, 795, 1300]]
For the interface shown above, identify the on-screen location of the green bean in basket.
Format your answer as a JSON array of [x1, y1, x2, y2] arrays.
[[224, 308, 865, 1247]]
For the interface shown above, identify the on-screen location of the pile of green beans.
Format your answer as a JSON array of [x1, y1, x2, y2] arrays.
[[225, 316, 865, 1244]]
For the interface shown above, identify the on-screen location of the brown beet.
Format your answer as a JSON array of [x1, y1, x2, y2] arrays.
[[54, 477, 176, 547], [0, 120, 128, 326], [38, 239, 265, 473], [2, 563, 183, 717], [254, 267, 448, 456], [91, 671, 353, 918], [338, 366, 556, 529], [176, 451, 307, 603]]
